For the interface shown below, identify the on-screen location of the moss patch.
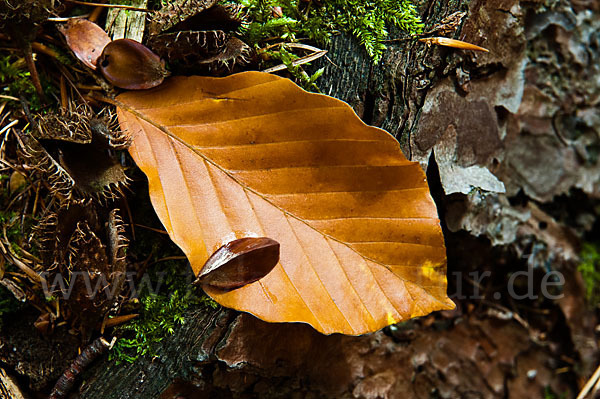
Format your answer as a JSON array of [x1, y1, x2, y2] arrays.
[[110, 259, 218, 363], [578, 242, 600, 305], [237, 0, 423, 62]]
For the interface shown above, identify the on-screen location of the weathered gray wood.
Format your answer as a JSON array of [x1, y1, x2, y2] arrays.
[[106, 0, 148, 42]]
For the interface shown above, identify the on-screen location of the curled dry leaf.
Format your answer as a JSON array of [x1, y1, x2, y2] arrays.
[[34, 313, 54, 335], [59, 18, 111, 70], [117, 72, 454, 335], [419, 37, 489, 52], [98, 39, 169, 90], [195, 237, 280, 290]]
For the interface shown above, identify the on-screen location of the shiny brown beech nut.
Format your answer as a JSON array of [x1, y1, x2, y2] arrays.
[[194, 237, 280, 291], [98, 39, 169, 89]]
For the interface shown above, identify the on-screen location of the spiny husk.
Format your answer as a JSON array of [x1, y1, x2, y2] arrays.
[[36, 105, 92, 144], [90, 118, 131, 150], [0, 0, 61, 26], [34, 199, 97, 269], [197, 37, 252, 73], [24, 105, 130, 201], [15, 130, 75, 199], [35, 104, 128, 148], [37, 202, 129, 336], [58, 141, 130, 202], [148, 29, 228, 63], [148, 0, 219, 36], [147, 2, 251, 73], [106, 208, 128, 297]]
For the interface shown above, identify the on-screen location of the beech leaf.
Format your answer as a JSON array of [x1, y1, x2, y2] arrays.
[[117, 72, 454, 335]]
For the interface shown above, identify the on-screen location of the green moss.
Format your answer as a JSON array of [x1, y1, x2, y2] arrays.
[[0, 210, 36, 249], [0, 54, 57, 111], [543, 386, 568, 399], [264, 45, 325, 90], [0, 55, 34, 102], [578, 242, 600, 305], [235, 0, 423, 62], [110, 258, 218, 364]]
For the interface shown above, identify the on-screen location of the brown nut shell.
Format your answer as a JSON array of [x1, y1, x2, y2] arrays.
[[98, 39, 169, 90], [195, 237, 280, 291], [59, 18, 111, 70]]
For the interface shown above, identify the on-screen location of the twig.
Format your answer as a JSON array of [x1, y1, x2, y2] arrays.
[[56, 63, 89, 106], [0, 278, 27, 302], [60, 75, 68, 112], [32, 42, 61, 59], [0, 240, 44, 286], [258, 42, 324, 54], [47, 14, 90, 21], [89, 6, 104, 22], [5, 182, 33, 212], [76, 84, 103, 91], [0, 103, 7, 124], [0, 117, 13, 160], [49, 337, 116, 399], [262, 49, 328, 73], [87, 92, 119, 106], [64, 0, 152, 12], [18, 96, 37, 129], [0, 119, 17, 136], [32, 181, 41, 216], [382, 36, 418, 43], [592, 374, 600, 398], [22, 42, 46, 101], [102, 313, 138, 330], [577, 363, 600, 399], [0, 95, 19, 101]]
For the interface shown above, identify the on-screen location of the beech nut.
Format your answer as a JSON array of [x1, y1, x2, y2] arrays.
[[194, 237, 280, 291], [98, 39, 169, 90]]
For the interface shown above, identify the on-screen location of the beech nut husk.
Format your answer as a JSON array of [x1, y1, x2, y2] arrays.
[[58, 19, 111, 70], [98, 39, 169, 90], [194, 237, 280, 291]]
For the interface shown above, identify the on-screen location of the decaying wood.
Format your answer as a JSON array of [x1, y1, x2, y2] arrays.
[[105, 0, 148, 42], [80, 308, 228, 399]]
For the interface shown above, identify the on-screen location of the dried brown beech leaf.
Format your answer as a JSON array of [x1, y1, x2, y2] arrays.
[[419, 37, 489, 52], [195, 237, 280, 290], [117, 72, 454, 335], [59, 18, 111, 70]]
